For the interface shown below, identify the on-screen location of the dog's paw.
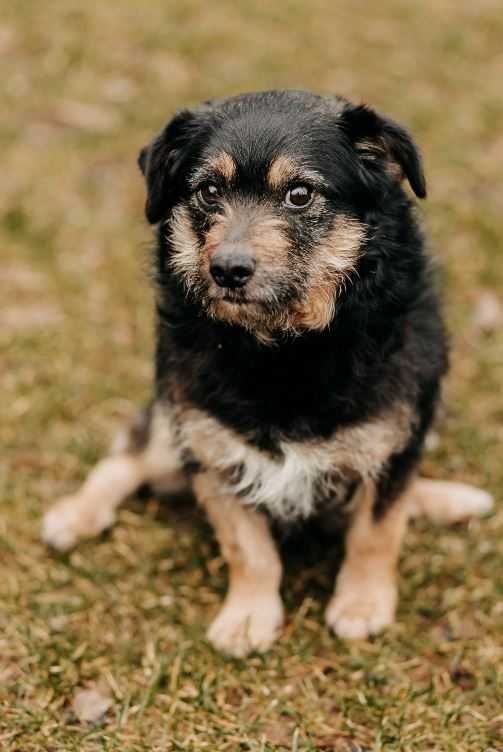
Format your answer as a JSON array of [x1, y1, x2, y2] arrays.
[[410, 480, 494, 525], [438, 483, 494, 522], [207, 593, 284, 657], [325, 577, 397, 640], [41, 496, 115, 552]]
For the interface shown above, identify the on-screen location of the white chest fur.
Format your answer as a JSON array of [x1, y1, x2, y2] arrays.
[[171, 403, 413, 521]]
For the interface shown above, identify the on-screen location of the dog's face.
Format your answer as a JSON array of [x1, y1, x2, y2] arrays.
[[139, 91, 426, 342]]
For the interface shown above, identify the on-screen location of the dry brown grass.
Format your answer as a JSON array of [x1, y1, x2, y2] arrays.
[[1, 1, 502, 749]]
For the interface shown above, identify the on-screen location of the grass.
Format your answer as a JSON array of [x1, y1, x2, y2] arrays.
[[1, 1, 502, 749]]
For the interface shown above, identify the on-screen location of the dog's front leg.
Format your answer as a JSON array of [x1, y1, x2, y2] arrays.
[[193, 471, 284, 657], [325, 481, 409, 640]]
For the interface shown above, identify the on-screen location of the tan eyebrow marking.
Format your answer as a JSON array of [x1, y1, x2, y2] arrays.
[[267, 156, 327, 192], [267, 155, 297, 190], [207, 151, 236, 181]]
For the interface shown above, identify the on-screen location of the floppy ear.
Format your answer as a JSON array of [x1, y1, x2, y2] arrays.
[[138, 109, 202, 224], [341, 104, 426, 198]]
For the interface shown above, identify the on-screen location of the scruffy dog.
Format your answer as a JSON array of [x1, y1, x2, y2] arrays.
[[43, 91, 493, 657]]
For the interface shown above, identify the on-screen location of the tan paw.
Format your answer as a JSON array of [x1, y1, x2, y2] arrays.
[[409, 479, 494, 524], [434, 483, 494, 522], [207, 594, 284, 657], [41, 496, 115, 552], [325, 577, 397, 640]]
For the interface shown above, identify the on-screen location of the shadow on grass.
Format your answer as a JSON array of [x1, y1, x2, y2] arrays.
[[131, 484, 345, 611]]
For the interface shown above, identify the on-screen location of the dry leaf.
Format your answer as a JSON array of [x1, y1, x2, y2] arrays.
[[262, 721, 294, 746], [72, 687, 112, 723], [424, 431, 440, 452]]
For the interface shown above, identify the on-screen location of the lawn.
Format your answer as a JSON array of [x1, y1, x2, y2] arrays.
[[1, 1, 502, 750]]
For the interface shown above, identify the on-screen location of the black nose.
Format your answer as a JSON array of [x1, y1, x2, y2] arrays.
[[210, 250, 256, 289]]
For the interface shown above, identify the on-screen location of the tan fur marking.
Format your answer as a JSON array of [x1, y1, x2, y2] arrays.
[[293, 215, 366, 331], [326, 481, 409, 639], [168, 205, 200, 289], [193, 471, 283, 656], [293, 283, 336, 331], [201, 208, 230, 256], [267, 155, 297, 190], [321, 214, 367, 275], [355, 138, 403, 182], [207, 152, 236, 182]]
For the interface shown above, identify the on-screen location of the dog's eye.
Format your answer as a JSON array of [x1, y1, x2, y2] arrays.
[[197, 184, 221, 207], [284, 184, 313, 209]]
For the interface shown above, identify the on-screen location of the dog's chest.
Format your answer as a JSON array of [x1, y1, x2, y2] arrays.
[[175, 403, 412, 521]]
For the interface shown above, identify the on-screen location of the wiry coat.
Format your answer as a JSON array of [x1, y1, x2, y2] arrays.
[[142, 91, 448, 523]]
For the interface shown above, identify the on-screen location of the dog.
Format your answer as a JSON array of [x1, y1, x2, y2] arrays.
[[42, 90, 493, 657]]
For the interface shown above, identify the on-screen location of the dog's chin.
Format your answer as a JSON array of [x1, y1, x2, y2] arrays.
[[203, 287, 276, 334], [198, 282, 301, 343]]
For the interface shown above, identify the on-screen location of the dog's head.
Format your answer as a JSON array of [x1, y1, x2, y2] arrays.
[[139, 91, 426, 343]]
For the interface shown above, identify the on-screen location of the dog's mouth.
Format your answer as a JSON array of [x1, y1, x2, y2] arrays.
[[209, 286, 255, 305], [203, 277, 294, 325], [222, 290, 252, 304]]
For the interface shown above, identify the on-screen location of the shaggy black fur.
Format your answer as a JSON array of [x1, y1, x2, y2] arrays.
[[140, 90, 448, 518]]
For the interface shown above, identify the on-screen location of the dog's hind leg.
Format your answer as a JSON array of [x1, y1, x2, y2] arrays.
[[42, 403, 184, 551], [407, 477, 493, 524]]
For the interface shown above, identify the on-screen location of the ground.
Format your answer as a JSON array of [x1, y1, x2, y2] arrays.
[[1, 1, 502, 750]]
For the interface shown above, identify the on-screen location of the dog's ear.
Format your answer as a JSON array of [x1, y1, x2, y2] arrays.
[[340, 104, 426, 198], [138, 108, 205, 224]]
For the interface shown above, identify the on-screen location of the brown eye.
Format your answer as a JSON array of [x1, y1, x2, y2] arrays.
[[198, 183, 221, 207], [284, 184, 313, 209]]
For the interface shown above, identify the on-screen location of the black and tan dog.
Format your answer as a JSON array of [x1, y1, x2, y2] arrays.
[[42, 91, 493, 657]]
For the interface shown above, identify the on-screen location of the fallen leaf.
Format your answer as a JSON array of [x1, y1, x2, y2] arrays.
[[262, 720, 293, 746], [450, 667, 477, 691], [424, 431, 440, 452], [72, 687, 112, 723]]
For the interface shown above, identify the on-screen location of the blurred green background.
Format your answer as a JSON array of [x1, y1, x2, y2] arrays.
[[1, 2, 502, 750]]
